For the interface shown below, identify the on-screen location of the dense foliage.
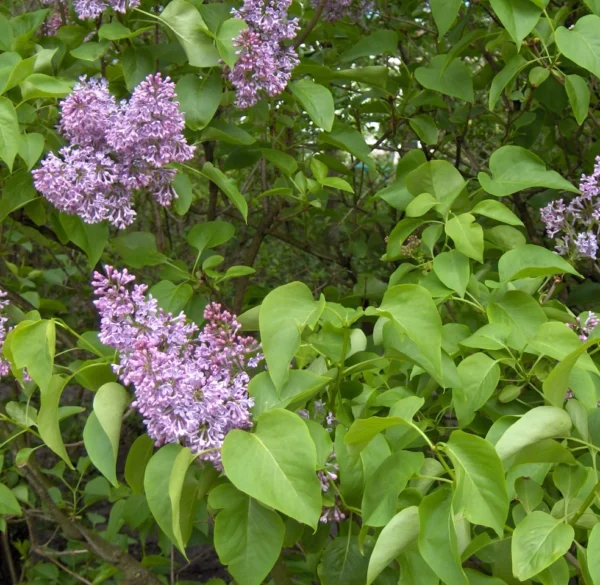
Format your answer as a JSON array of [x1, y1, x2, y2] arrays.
[[4, 0, 600, 584]]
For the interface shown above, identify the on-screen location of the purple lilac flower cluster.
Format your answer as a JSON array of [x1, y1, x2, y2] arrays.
[[72, 0, 141, 20], [541, 156, 600, 260], [0, 291, 10, 377], [313, 0, 373, 22], [33, 74, 194, 228], [568, 312, 599, 342], [228, 0, 299, 108], [92, 267, 261, 466]]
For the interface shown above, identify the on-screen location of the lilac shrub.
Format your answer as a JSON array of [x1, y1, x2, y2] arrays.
[[541, 155, 600, 260], [33, 74, 194, 228], [228, 0, 299, 108], [92, 267, 261, 466]]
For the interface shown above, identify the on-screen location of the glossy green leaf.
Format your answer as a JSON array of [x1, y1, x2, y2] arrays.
[[201, 162, 248, 221], [565, 74, 590, 125], [289, 79, 335, 132], [59, 214, 108, 268], [409, 114, 438, 145], [8, 319, 55, 393], [487, 291, 547, 351], [149, 281, 193, 314], [259, 283, 324, 391], [169, 447, 196, 554], [511, 511, 574, 580], [588, 523, 600, 585], [489, 55, 527, 110], [445, 214, 484, 263], [495, 406, 573, 461], [367, 506, 420, 584], [362, 451, 424, 526], [0, 96, 19, 171], [221, 409, 322, 528], [378, 285, 443, 374], [98, 22, 153, 40], [444, 431, 508, 536], [318, 535, 370, 585], [556, 15, 600, 78], [17, 132, 44, 171], [344, 397, 424, 453], [430, 0, 462, 37], [176, 71, 222, 131], [498, 245, 581, 281], [478, 146, 578, 197], [454, 353, 500, 427], [471, 199, 524, 226], [37, 375, 72, 468], [19, 74, 73, 100], [83, 382, 129, 486], [211, 485, 284, 585], [489, 0, 542, 46], [145, 443, 197, 551], [543, 338, 600, 407], [418, 488, 468, 585], [0, 483, 21, 516], [433, 250, 470, 298], [415, 55, 474, 102], [250, 369, 331, 417], [158, 0, 220, 67], [341, 30, 398, 62], [70, 41, 110, 61], [125, 434, 154, 494]]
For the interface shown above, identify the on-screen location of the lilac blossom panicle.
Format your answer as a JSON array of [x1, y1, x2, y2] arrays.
[[73, 0, 141, 20], [92, 267, 261, 467], [228, 0, 299, 108], [541, 155, 600, 260], [0, 291, 10, 377], [313, 0, 373, 22], [33, 74, 194, 229]]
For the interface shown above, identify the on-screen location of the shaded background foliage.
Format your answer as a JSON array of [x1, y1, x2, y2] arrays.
[[3, 0, 600, 584]]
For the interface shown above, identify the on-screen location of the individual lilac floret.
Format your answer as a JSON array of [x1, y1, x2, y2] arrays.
[[228, 0, 299, 108], [73, 0, 140, 20], [0, 291, 10, 377], [568, 312, 600, 342], [541, 156, 600, 260], [92, 267, 261, 467], [33, 74, 194, 228], [312, 0, 373, 22]]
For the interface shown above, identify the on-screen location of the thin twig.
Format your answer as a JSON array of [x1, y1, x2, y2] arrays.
[[294, 0, 327, 47]]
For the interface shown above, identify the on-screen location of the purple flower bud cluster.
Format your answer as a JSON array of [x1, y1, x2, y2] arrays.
[[318, 452, 346, 523], [92, 267, 261, 466], [33, 74, 194, 228], [541, 156, 600, 260], [73, 0, 140, 20], [228, 0, 299, 108], [567, 311, 599, 342], [0, 291, 10, 377], [313, 0, 373, 22]]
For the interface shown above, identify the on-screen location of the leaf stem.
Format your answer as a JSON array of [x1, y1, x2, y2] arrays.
[[570, 479, 600, 526]]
